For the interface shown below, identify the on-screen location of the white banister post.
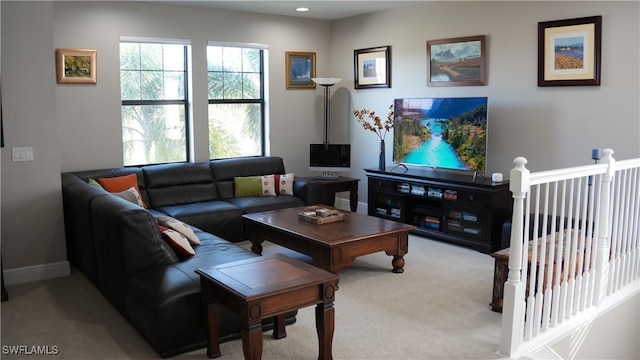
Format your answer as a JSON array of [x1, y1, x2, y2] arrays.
[[594, 149, 615, 306], [500, 157, 530, 356]]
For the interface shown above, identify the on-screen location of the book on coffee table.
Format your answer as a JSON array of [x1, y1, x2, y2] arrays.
[[298, 206, 345, 224]]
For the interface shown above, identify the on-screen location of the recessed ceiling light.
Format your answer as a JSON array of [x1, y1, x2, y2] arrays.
[[296, 7, 310, 12]]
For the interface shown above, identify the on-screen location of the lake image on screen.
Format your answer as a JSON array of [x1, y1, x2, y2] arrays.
[[403, 119, 467, 169], [393, 97, 488, 172]]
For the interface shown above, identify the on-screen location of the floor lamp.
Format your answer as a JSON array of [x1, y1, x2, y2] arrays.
[[311, 78, 342, 144]]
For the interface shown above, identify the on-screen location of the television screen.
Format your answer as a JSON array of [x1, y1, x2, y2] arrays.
[[309, 144, 351, 172], [393, 97, 488, 172]]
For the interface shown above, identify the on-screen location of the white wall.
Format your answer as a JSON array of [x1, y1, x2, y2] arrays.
[[53, 1, 331, 172], [548, 293, 639, 359], [1, 2, 67, 278], [328, 1, 639, 204]]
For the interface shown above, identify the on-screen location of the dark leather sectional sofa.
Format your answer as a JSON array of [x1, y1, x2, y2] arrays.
[[61, 156, 322, 357]]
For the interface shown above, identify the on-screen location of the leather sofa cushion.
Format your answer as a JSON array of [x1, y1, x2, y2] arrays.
[[143, 162, 218, 208], [154, 200, 242, 223], [154, 200, 244, 240], [226, 194, 304, 214]]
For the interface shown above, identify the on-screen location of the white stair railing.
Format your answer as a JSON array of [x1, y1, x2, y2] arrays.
[[500, 149, 640, 358]]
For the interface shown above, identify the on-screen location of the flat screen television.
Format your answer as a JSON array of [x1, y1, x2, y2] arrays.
[[309, 143, 351, 173], [393, 97, 488, 173]]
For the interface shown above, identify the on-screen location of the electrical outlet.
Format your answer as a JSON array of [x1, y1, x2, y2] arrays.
[[11, 147, 34, 162]]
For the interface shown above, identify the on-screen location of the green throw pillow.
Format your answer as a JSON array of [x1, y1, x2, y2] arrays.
[[234, 176, 262, 197], [88, 178, 104, 189]]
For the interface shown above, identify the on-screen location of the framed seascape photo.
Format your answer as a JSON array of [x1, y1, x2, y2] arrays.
[[538, 16, 602, 86], [427, 35, 486, 87], [354, 46, 391, 89], [285, 51, 316, 89], [56, 48, 97, 84]]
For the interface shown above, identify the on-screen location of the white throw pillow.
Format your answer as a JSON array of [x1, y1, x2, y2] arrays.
[[156, 215, 201, 245]]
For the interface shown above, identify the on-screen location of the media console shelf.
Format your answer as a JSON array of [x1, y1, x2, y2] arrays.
[[365, 167, 513, 253]]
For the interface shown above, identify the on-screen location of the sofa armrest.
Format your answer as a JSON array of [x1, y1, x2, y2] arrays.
[[90, 194, 177, 315], [293, 178, 323, 205]]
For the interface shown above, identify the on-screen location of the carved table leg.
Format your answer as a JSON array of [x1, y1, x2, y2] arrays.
[[250, 239, 264, 255], [241, 323, 263, 360], [205, 302, 222, 358], [315, 302, 335, 360], [392, 255, 405, 273], [273, 314, 287, 339]]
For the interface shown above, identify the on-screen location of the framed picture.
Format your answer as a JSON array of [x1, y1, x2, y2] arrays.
[[427, 35, 486, 87], [285, 51, 316, 89], [354, 46, 391, 89], [56, 48, 97, 84], [538, 16, 602, 86]]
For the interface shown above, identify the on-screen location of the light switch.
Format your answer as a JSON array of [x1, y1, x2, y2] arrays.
[[11, 147, 34, 162]]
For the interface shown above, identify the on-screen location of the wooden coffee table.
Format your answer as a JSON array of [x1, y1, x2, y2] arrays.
[[196, 254, 339, 360], [243, 206, 415, 273]]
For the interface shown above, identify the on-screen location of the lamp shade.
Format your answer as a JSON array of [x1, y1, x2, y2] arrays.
[[311, 78, 342, 86]]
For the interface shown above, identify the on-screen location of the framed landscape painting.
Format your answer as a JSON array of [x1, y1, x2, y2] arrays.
[[538, 16, 602, 86], [56, 48, 97, 84], [427, 35, 486, 87], [285, 51, 316, 89]]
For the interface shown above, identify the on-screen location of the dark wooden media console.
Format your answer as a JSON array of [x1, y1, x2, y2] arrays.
[[365, 167, 513, 253]]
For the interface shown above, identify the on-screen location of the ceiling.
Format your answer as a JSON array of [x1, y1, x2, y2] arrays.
[[155, 1, 426, 20]]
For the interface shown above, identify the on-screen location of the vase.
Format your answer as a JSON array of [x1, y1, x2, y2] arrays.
[[378, 140, 386, 171]]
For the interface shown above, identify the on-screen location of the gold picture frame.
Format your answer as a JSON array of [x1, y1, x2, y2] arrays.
[[538, 16, 602, 86], [56, 48, 97, 84], [427, 35, 486, 87], [285, 51, 316, 89]]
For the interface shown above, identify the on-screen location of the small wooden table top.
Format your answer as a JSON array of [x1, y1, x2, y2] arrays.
[[196, 254, 339, 359], [196, 253, 339, 300], [243, 206, 415, 273]]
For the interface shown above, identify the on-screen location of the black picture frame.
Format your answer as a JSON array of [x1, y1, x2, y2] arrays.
[[538, 16, 602, 87], [354, 46, 391, 89]]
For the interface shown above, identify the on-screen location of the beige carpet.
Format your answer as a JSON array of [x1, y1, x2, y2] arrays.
[[1, 236, 506, 360]]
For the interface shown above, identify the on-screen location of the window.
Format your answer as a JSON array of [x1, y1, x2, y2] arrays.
[[207, 44, 266, 159], [120, 41, 190, 166]]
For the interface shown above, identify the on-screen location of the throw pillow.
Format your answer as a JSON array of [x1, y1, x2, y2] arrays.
[[261, 174, 277, 196], [159, 225, 195, 257], [112, 187, 145, 207], [98, 173, 146, 208], [276, 173, 295, 195], [87, 178, 104, 189], [156, 215, 201, 245], [234, 176, 262, 197]]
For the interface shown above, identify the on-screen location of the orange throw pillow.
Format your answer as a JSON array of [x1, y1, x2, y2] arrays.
[[99, 173, 147, 208]]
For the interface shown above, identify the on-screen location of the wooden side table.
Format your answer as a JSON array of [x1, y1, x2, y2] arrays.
[[308, 176, 360, 212], [196, 254, 339, 360], [489, 229, 589, 312]]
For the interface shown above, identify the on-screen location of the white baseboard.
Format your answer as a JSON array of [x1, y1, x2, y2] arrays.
[[3, 261, 71, 286]]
